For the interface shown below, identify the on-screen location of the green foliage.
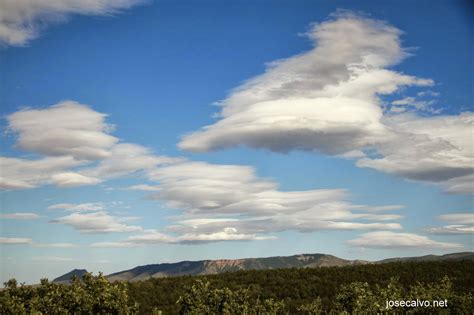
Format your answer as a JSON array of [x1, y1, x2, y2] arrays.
[[128, 260, 474, 314], [176, 280, 285, 315], [0, 272, 138, 315], [176, 275, 473, 315], [335, 281, 378, 313], [297, 297, 323, 314], [1, 261, 473, 314]]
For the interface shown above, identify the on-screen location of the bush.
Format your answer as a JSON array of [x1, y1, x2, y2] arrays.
[[0, 273, 138, 315], [177, 280, 285, 315]]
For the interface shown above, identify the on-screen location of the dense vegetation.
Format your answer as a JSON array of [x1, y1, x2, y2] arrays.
[[1, 260, 473, 314], [0, 273, 138, 314], [128, 260, 474, 314]]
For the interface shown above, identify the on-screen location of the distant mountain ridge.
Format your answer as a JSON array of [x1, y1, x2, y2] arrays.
[[106, 253, 366, 282], [377, 251, 474, 263], [54, 252, 474, 283]]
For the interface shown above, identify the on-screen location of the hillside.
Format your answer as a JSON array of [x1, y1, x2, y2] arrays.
[[106, 253, 366, 282], [378, 251, 474, 263], [54, 251, 473, 283]]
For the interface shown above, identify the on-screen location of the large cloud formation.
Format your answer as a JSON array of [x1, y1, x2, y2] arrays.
[[0, 0, 144, 46], [149, 161, 402, 233], [0, 101, 464, 248], [97, 160, 404, 245], [1, 101, 404, 242], [179, 13, 473, 194]]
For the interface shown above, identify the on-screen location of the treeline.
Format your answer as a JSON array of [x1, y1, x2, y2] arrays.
[[1, 260, 473, 314], [127, 260, 474, 314]]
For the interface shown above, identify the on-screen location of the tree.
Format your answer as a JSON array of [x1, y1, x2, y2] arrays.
[[0, 273, 138, 315], [177, 280, 285, 315], [297, 297, 323, 314]]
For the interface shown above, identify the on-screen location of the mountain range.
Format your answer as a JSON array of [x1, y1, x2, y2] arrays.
[[53, 251, 474, 284]]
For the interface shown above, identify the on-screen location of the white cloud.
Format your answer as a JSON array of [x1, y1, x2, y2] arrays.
[[0, 212, 39, 220], [81, 143, 182, 179], [0, 0, 145, 46], [98, 159, 404, 245], [0, 156, 84, 190], [0, 177, 35, 190], [126, 184, 162, 191], [358, 113, 473, 191], [0, 237, 32, 245], [50, 211, 142, 234], [426, 213, 474, 235], [179, 13, 430, 154], [176, 228, 277, 244], [426, 225, 474, 235], [48, 202, 105, 212], [178, 13, 471, 194], [143, 160, 403, 240], [354, 205, 405, 212], [124, 230, 177, 244], [440, 174, 474, 194], [348, 231, 462, 249], [7, 101, 118, 160], [390, 96, 437, 113], [92, 227, 276, 247], [50, 172, 102, 187], [438, 213, 474, 225], [1, 101, 181, 191]]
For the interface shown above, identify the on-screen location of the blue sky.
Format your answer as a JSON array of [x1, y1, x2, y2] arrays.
[[0, 0, 472, 284]]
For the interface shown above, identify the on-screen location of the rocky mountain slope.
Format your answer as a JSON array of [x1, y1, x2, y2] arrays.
[[54, 252, 473, 283]]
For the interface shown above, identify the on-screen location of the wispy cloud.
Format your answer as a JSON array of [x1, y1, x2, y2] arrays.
[[97, 160, 403, 245], [348, 231, 463, 249], [0, 155, 85, 190], [126, 184, 162, 191], [0, 212, 39, 220], [438, 213, 474, 225], [91, 228, 276, 247], [50, 211, 142, 234], [426, 213, 474, 235], [0, 237, 32, 245], [0, 0, 146, 46], [48, 202, 105, 212]]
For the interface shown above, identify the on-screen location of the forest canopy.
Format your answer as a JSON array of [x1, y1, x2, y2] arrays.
[[1, 261, 473, 314]]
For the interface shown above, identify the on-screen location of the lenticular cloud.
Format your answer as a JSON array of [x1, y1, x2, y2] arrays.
[[179, 13, 473, 194]]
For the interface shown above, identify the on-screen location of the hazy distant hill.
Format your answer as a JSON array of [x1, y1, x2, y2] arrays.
[[377, 251, 474, 263], [54, 252, 473, 283]]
